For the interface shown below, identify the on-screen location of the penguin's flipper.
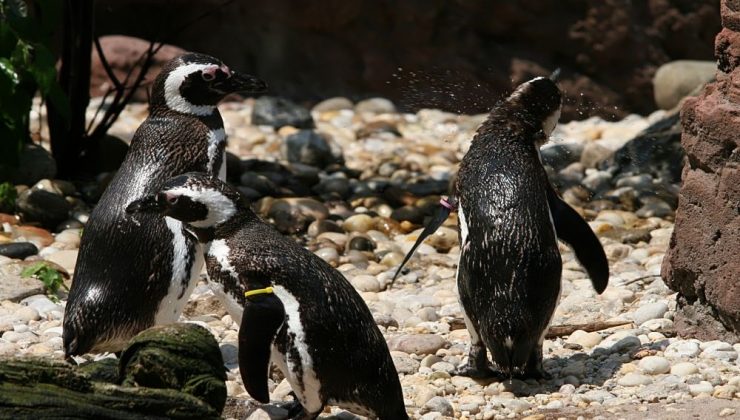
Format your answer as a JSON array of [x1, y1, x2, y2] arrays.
[[239, 291, 286, 403], [546, 186, 609, 294], [386, 197, 456, 290]]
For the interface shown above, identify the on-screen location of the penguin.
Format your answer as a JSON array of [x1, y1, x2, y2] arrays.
[[126, 172, 409, 420], [390, 76, 609, 379], [63, 53, 266, 356]]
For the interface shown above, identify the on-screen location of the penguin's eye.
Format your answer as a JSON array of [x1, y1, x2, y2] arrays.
[[202, 72, 215, 82], [166, 194, 179, 205]]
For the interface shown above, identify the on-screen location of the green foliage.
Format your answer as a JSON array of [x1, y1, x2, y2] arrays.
[[0, 0, 67, 181], [20, 261, 68, 301], [0, 181, 17, 213]]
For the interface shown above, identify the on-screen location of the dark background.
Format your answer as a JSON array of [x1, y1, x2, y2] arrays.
[[93, 0, 720, 121]]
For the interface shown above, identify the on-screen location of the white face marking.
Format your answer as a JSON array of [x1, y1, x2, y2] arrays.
[[167, 186, 236, 228], [164, 63, 219, 115], [271, 285, 323, 413], [542, 108, 561, 136], [154, 217, 203, 324], [206, 128, 227, 178]]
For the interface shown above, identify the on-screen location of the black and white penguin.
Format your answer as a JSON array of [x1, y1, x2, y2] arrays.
[[453, 77, 609, 379], [63, 53, 266, 356], [126, 173, 409, 420]]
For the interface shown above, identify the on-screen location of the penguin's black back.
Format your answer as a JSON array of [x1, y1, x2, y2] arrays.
[[455, 103, 562, 371], [64, 109, 224, 355]]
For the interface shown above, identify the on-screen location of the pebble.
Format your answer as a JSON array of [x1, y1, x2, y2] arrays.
[[424, 396, 454, 416], [0, 242, 38, 259], [631, 301, 669, 325], [617, 373, 654, 386], [700, 342, 738, 361], [665, 340, 701, 359], [387, 334, 447, 355], [638, 356, 671, 375], [670, 362, 699, 376], [688, 381, 714, 396]]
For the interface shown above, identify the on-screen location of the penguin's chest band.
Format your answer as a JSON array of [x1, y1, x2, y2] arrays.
[[244, 287, 274, 298]]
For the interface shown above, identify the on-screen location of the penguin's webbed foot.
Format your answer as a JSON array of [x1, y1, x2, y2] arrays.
[[453, 365, 505, 380]]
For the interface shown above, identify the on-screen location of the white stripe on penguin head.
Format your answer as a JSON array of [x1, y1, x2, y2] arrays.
[[166, 186, 236, 228], [164, 63, 219, 116]]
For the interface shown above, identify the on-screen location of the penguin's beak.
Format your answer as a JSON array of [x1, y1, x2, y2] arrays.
[[219, 71, 267, 94], [125, 195, 165, 214]]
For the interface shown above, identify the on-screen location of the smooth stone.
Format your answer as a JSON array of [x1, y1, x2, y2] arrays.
[[314, 247, 339, 265], [54, 229, 81, 248], [390, 351, 419, 375], [46, 249, 78, 274], [267, 198, 328, 234], [424, 396, 453, 416], [617, 373, 653, 386], [284, 130, 336, 168], [664, 341, 701, 359], [0, 264, 45, 302], [688, 381, 714, 396], [16, 187, 71, 228], [312, 97, 353, 113], [631, 301, 669, 325], [343, 214, 374, 233], [581, 389, 615, 404], [355, 98, 396, 114], [0, 242, 38, 259], [350, 274, 380, 293], [638, 356, 671, 375], [25, 296, 62, 316], [387, 334, 447, 355], [567, 330, 603, 348], [670, 362, 699, 377], [700, 342, 738, 361], [220, 343, 238, 365], [252, 96, 313, 128], [347, 235, 375, 252]]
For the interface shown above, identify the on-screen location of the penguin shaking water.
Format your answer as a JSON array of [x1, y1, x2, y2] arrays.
[[392, 76, 609, 379], [126, 173, 408, 420], [455, 77, 609, 379], [63, 54, 266, 356]]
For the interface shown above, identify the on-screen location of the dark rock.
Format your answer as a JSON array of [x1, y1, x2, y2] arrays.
[[284, 130, 335, 168], [662, 1, 740, 342], [239, 171, 279, 197], [348, 235, 376, 252], [603, 112, 684, 184], [0, 242, 38, 259], [252, 96, 313, 128], [80, 135, 129, 174], [313, 176, 350, 199], [16, 188, 72, 229], [541, 143, 583, 172], [404, 179, 449, 196], [94, 1, 719, 120], [90, 35, 186, 102], [12, 144, 56, 187], [267, 197, 329, 234]]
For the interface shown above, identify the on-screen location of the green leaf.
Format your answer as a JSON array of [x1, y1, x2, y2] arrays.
[[0, 58, 19, 86]]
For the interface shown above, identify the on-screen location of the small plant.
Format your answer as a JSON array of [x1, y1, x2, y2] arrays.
[[0, 182, 16, 213], [21, 261, 68, 302]]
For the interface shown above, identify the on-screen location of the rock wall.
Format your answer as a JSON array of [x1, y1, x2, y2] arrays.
[[661, 0, 740, 342], [92, 0, 719, 121]]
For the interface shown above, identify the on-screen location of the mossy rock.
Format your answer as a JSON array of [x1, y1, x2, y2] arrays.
[[0, 323, 227, 419], [119, 323, 227, 412]]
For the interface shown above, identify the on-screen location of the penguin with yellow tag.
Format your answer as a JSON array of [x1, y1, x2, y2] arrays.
[[127, 173, 408, 420]]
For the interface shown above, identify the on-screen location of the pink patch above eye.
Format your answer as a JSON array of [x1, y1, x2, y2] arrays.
[[220, 65, 232, 78], [202, 65, 219, 80]]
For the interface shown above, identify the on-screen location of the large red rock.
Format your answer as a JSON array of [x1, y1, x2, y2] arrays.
[[92, 0, 719, 121], [662, 0, 740, 342]]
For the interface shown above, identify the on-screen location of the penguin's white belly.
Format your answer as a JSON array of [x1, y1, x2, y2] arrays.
[[154, 217, 203, 324], [269, 285, 323, 413]]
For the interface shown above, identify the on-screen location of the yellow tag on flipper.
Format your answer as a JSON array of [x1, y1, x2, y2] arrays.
[[244, 286, 274, 298]]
